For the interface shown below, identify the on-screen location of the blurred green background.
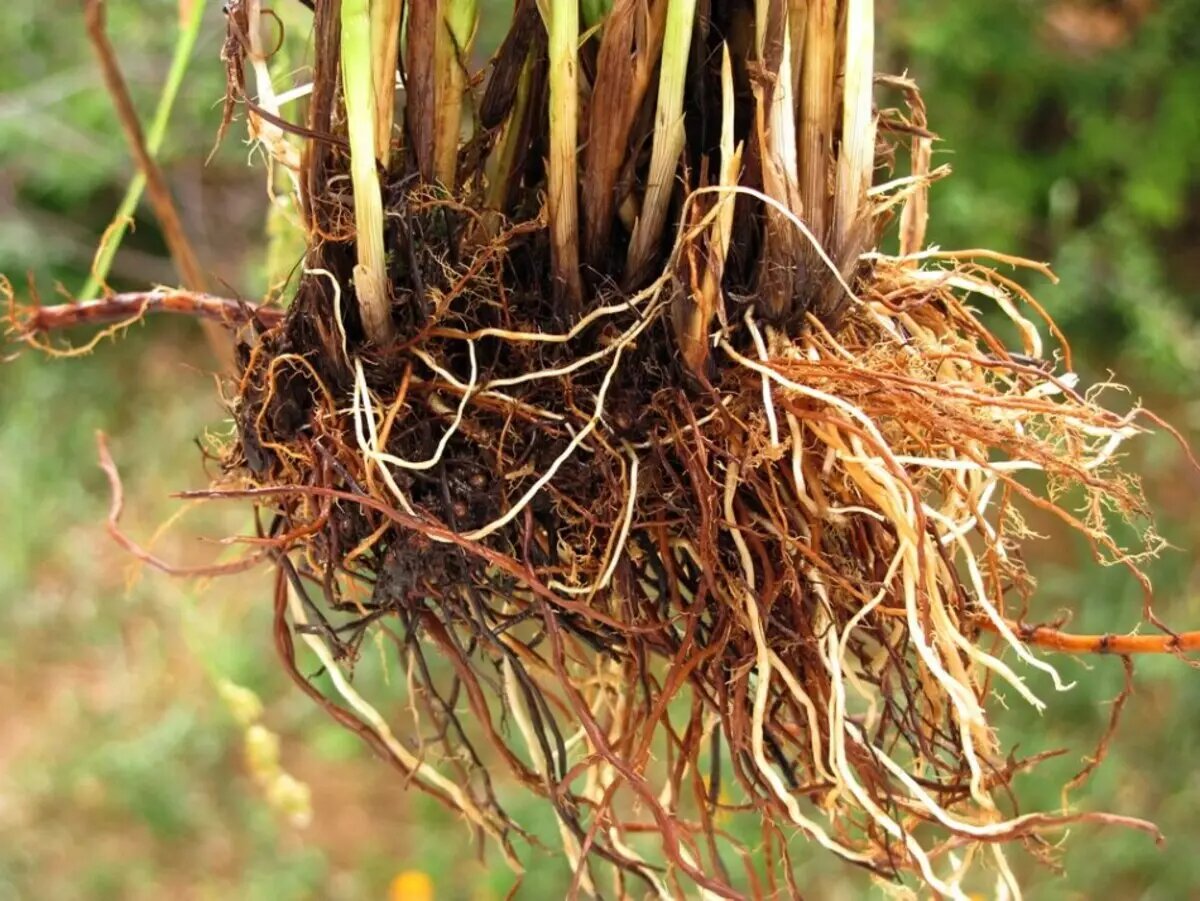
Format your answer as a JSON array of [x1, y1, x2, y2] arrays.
[[2, 1, 1198, 898]]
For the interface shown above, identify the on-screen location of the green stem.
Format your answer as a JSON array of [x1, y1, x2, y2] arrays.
[[547, 0, 584, 312], [485, 53, 534, 216], [342, 0, 393, 342], [80, 0, 206, 298]]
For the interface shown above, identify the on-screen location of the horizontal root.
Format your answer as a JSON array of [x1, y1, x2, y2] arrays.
[[7, 289, 282, 340], [992, 618, 1200, 656], [97, 431, 267, 578]]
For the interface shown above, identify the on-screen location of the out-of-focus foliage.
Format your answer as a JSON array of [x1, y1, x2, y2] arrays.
[[0, 1, 265, 293], [1, 1, 1198, 898], [890, 0, 1200, 388]]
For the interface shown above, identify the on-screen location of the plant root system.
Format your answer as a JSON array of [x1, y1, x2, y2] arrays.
[[5, 1, 1198, 897], [204, 184, 1180, 896]]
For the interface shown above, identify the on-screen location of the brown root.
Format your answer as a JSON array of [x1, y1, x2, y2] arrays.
[[191, 182, 1186, 894]]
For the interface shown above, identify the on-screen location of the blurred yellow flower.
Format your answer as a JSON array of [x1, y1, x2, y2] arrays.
[[266, 772, 313, 829], [244, 723, 281, 780], [216, 679, 265, 727], [389, 870, 434, 901]]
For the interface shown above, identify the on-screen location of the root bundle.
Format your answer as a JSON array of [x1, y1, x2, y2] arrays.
[[222, 204, 1170, 897]]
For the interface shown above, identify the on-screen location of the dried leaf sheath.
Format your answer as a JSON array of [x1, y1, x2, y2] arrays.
[[673, 44, 741, 376], [752, 0, 804, 320], [371, 0, 402, 165], [582, 0, 664, 267], [626, 0, 696, 284], [406, 0, 438, 183], [798, 0, 835, 246]]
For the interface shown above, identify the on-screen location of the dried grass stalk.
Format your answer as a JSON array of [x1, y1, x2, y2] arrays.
[[798, 0, 835, 245], [832, 0, 875, 258]]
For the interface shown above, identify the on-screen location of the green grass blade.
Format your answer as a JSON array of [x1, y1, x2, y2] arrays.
[[80, 0, 207, 299]]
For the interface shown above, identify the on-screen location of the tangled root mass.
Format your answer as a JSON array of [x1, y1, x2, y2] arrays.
[[222, 171, 1172, 898]]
